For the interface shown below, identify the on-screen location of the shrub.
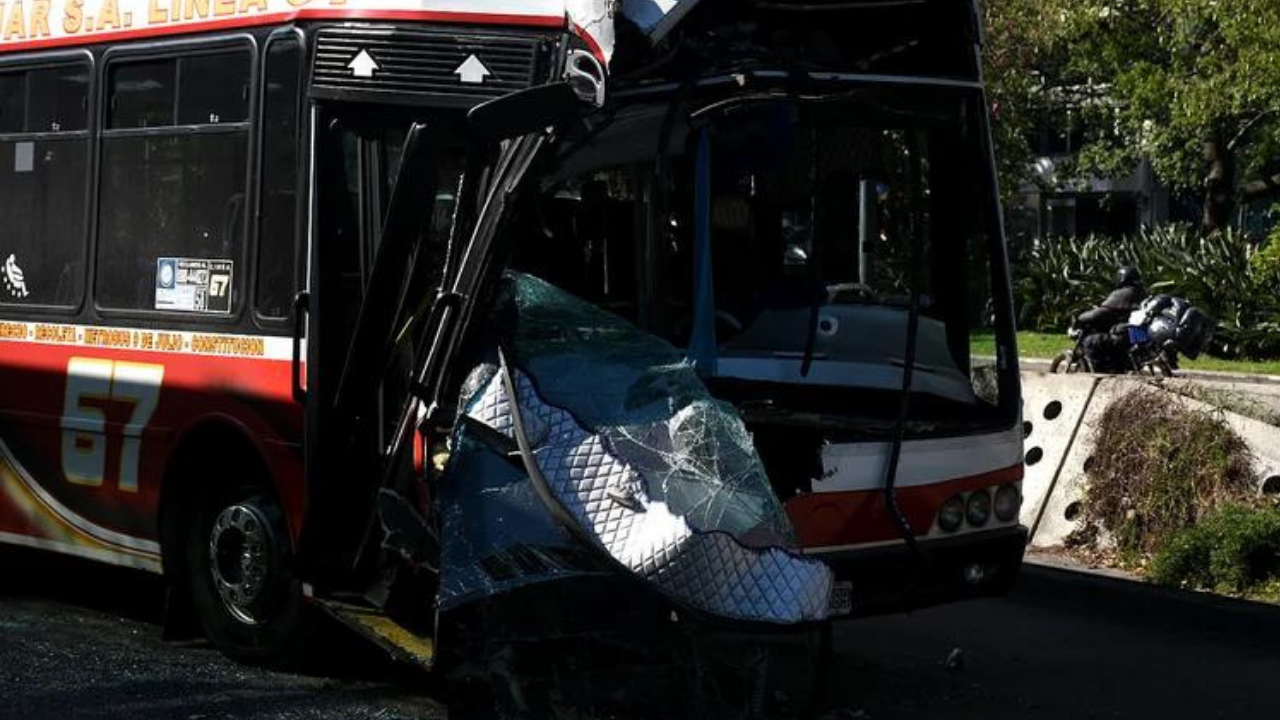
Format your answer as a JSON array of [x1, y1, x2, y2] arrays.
[[1081, 387, 1256, 558], [1150, 503, 1280, 594], [1013, 225, 1280, 359], [1250, 232, 1280, 290]]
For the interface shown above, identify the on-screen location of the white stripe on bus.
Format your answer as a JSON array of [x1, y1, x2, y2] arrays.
[[0, 320, 297, 361], [0, 437, 162, 557], [0, 531, 162, 573], [815, 427, 1024, 493]]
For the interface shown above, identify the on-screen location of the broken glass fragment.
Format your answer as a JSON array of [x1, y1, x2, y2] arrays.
[[438, 273, 832, 624]]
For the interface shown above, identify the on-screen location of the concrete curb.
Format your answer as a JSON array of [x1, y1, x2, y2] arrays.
[[1018, 557, 1280, 643], [1017, 357, 1280, 386]]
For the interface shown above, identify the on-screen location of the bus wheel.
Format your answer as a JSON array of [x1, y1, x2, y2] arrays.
[[186, 489, 304, 665]]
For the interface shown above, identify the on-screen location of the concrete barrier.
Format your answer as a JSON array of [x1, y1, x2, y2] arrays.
[[1166, 388, 1280, 495], [1029, 377, 1129, 548], [1018, 372, 1099, 543], [1017, 371, 1280, 550]]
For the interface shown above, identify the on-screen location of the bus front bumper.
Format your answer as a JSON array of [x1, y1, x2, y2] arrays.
[[813, 525, 1028, 618]]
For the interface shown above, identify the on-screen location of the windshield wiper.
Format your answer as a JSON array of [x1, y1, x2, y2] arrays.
[[800, 118, 823, 378]]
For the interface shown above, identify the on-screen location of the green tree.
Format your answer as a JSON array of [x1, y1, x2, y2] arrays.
[[984, 0, 1280, 232], [981, 0, 1067, 201]]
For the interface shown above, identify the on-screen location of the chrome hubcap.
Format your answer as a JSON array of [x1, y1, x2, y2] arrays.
[[209, 503, 274, 625]]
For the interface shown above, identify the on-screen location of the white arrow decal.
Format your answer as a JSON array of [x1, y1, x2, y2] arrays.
[[454, 55, 492, 84], [348, 50, 379, 78]]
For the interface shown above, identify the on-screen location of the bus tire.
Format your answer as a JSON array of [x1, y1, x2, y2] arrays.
[[185, 486, 307, 666]]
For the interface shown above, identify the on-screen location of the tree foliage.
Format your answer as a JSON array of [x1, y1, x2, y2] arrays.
[[983, 0, 1280, 222], [980, 0, 1067, 199]]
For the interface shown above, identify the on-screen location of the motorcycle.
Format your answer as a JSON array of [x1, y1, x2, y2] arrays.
[[1050, 295, 1215, 376]]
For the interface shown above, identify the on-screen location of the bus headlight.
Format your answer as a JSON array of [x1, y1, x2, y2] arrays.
[[966, 490, 992, 527], [938, 496, 965, 532], [994, 484, 1022, 522]]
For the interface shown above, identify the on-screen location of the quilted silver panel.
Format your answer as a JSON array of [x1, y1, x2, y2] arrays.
[[466, 368, 832, 624]]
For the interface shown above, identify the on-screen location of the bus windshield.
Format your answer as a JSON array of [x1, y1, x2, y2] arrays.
[[511, 80, 1016, 435]]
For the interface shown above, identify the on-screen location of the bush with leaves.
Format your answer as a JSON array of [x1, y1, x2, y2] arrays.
[[1150, 503, 1280, 596], [1251, 230, 1280, 293], [1014, 225, 1280, 359]]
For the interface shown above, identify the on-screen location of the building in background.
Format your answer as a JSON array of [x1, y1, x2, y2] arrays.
[[1006, 95, 1174, 248]]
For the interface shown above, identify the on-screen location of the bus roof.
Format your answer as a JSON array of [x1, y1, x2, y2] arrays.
[[0, 0, 704, 64]]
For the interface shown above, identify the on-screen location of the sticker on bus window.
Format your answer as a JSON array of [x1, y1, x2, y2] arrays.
[[13, 142, 32, 173], [155, 258, 233, 314], [3, 253, 29, 299]]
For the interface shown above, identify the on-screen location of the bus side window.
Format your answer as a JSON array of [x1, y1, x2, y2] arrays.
[[179, 53, 251, 126], [0, 73, 22, 133], [0, 64, 91, 309], [256, 37, 303, 320], [109, 60, 173, 129], [96, 49, 251, 315]]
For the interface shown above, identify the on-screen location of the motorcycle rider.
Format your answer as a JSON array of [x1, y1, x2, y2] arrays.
[[1078, 265, 1147, 371]]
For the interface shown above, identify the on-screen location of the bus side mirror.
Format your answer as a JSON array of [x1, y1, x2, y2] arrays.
[[467, 82, 581, 141]]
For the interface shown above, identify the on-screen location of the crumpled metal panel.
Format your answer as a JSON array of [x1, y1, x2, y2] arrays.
[[566, 0, 705, 62], [436, 425, 606, 611], [438, 273, 831, 624], [618, 0, 704, 43], [463, 360, 832, 624]]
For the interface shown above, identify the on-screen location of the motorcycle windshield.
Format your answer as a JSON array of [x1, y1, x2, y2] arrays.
[[438, 272, 832, 624]]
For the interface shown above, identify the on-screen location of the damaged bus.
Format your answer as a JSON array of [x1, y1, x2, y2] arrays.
[[0, 0, 1022, 707]]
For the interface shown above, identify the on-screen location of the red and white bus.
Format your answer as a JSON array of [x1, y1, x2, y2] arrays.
[[0, 0, 1025, 669]]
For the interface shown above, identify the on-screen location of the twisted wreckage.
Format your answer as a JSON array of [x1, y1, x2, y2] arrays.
[[323, 0, 1026, 695], [299, 0, 1029, 708], [440, 274, 832, 624]]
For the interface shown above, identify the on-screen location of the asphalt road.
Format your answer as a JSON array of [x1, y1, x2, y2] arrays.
[[4, 550, 1280, 720]]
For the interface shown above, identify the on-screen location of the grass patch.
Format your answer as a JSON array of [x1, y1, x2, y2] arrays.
[[1075, 388, 1255, 559], [970, 331, 1061, 359], [970, 330, 1280, 376], [1163, 382, 1280, 427], [1180, 356, 1280, 375]]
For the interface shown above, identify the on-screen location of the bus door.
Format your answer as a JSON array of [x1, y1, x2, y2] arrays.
[[300, 107, 465, 581], [296, 85, 584, 592]]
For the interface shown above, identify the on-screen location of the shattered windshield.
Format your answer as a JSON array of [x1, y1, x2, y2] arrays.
[[500, 273, 793, 542], [439, 273, 831, 622], [513, 82, 1016, 432]]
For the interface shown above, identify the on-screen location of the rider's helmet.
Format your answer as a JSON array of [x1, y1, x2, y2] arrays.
[[1116, 265, 1142, 288]]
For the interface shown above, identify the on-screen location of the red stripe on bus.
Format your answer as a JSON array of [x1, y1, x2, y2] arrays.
[[785, 464, 1025, 549], [0, 9, 566, 53], [568, 21, 606, 63], [0, 339, 304, 545]]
